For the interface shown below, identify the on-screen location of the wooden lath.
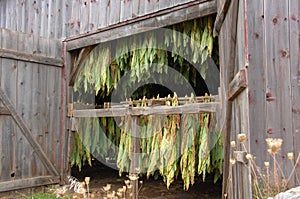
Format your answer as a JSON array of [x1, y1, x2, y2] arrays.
[[0, 87, 59, 176]]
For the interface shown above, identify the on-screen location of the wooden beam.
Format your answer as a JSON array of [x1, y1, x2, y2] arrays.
[[0, 176, 60, 192], [0, 106, 10, 115], [0, 87, 59, 176], [65, 0, 217, 51], [69, 46, 95, 86], [72, 102, 219, 118], [0, 48, 63, 67], [213, 0, 232, 36], [227, 68, 247, 101]]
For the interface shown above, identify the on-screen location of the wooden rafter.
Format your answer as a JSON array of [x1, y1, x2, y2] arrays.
[[68, 45, 95, 86]]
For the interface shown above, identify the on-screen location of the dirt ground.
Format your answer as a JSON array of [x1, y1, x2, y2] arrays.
[[72, 161, 222, 199]]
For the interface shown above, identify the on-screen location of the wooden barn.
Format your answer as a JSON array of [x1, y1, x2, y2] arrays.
[[0, 0, 299, 198]]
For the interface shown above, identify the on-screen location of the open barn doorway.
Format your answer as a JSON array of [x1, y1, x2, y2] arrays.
[[68, 15, 222, 199]]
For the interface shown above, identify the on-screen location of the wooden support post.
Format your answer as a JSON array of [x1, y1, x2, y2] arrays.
[[130, 116, 140, 199]]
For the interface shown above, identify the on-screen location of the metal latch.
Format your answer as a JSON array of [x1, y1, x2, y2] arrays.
[[233, 151, 248, 164]]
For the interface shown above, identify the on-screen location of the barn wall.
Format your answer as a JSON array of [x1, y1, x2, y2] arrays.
[[246, 0, 300, 179], [0, 28, 63, 190], [218, 0, 252, 197], [0, 0, 212, 39]]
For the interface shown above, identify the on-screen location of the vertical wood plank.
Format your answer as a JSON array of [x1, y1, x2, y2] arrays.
[[30, 61, 40, 177], [48, 39, 62, 172], [88, 0, 99, 32], [219, 0, 240, 197], [264, 0, 294, 180], [289, 0, 300, 177], [71, 0, 81, 35], [109, 0, 121, 26], [16, 0, 22, 32], [33, 0, 42, 36], [138, 0, 145, 17], [27, 0, 35, 35], [120, 0, 133, 22], [54, 0, 63, 38], [23, 0, 31, 33], [48, 0, 56, 38], [62, 0, 71, 38], [17, 32, 34, 179], [132, 0, 139, 18], [0, 29, 18, 182], [159, 0, 174, 10], [79, 0, 89, 34], [247, 0, 267, 172], [40, 0, 48, 37], [98, 0, 108, 29], [145, 0, 155, 15], [0, 1, 6, 28]]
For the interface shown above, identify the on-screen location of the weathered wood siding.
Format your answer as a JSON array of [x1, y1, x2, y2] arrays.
[[218, 0, 251, 198], [246, 0, 300, 180], [219, 0, 300, 197], [0, 28, 64, 191], [0, 0, 214, 39]]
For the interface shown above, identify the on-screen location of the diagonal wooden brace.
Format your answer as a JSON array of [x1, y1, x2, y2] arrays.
[[0, 87, 59, 176]]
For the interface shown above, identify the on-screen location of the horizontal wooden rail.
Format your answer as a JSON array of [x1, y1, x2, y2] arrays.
[[0, 176, 60, 192], [0, 48, 63, 67], [72, 102, 219, 118]]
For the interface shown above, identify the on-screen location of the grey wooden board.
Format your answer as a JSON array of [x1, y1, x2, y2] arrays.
[[120, 0, 132, 22], [72, 102, 219, 118], [80, 0, 89, 34], [0, 28, 18, 182], [246, 0, 267, 173], [17, 32, 34, 179], [88, 0, 100, 32], [0, 59, 17, 182], [159, 0, 174, 10], [218, 0, 239, 197], [0, 176, 60, 192], [265, 0, 294, 181], [289, 0, 300, 177], [98, 0, 109, 29], [109, 0, 121, 26]]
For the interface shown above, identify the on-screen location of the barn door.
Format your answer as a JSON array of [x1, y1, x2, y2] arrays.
[[0, 28, 64, 192], [215, 0, 252, 198]]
